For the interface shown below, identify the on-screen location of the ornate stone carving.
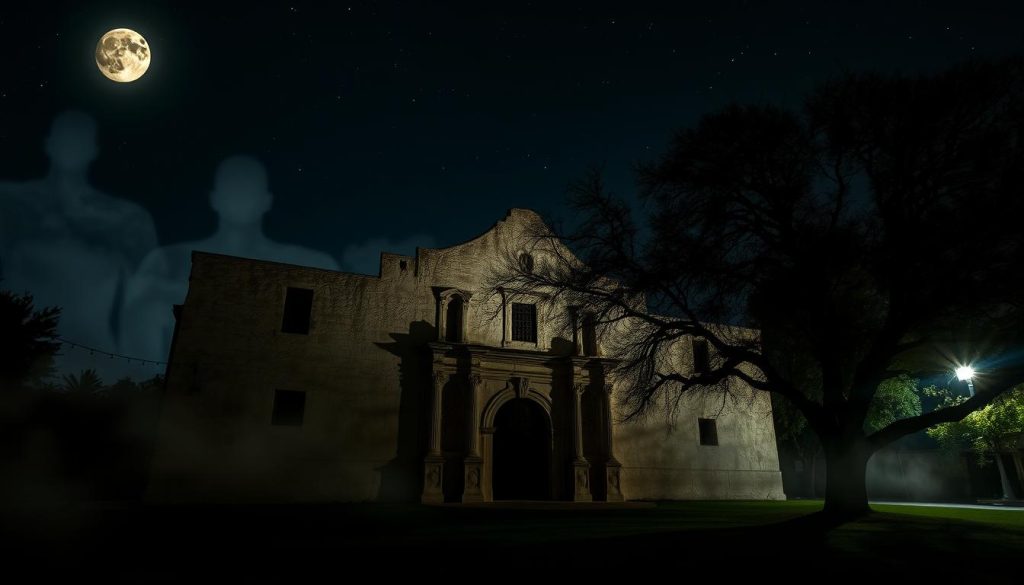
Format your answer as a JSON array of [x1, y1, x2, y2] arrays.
[[514, 376, 530, 399], [572, 382, 587, 460], [605, 463, 624, 502], [571, 460, 593, 502], [467, 372, 482, 457], [576, 466, 589, 490], [462, 457, 484, 503], [601, 379, 623, 501], [421, 456, 445, 504], [437, 288, 473, 343], [433, 370, 447, 387], [439, 288, 473, 303]]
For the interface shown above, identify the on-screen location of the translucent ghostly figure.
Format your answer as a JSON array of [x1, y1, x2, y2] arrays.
[[121, 155, 339, 361], [0, 111, 158, 376]]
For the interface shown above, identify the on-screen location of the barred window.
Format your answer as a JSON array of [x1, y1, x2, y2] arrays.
[[511, 303, 538, 343]]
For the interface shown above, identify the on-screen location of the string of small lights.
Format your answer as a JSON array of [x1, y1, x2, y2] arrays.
[[57, 337, 168, 367]]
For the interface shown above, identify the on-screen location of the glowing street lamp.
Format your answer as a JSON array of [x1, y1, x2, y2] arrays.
[[955, 365, 975, 396]]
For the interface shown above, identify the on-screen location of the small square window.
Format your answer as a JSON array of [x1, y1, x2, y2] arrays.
[[281, 287, 314, 334], [272, 390, 306, 426], [698, 418, 718, 446], [511, 303, 538, 343]]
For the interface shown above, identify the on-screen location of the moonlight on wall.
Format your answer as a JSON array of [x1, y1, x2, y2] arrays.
[[95, 28, 150, 83]]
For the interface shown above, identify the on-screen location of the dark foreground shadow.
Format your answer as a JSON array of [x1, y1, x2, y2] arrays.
[[374, 320, 435, 502], [5, 503, 1022, 579]]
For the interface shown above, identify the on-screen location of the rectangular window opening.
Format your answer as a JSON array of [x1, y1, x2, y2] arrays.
[[281, 287, 314, 334], [692, 338, 710, 374], [511, 303, 538, 343], [698, 418, 718, 446], [272, 389, 306, 426]]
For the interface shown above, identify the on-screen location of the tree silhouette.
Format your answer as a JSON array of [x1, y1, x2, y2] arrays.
[[60, 369, 104, 394], [773, 375, 923, 497], [0, 287, 60, 391], [491, 58, 1024, 519]]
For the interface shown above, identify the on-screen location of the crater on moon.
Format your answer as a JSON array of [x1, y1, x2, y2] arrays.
[[95, 28, 150, 83]]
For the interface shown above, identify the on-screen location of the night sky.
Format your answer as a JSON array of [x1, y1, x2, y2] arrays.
[[2, 1, 1023, 273]]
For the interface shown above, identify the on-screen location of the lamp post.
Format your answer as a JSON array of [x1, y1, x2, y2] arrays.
[[955, 365, 1017, 501]]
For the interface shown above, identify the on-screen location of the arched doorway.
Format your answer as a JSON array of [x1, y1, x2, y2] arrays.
[[493, 398, 551, 500]]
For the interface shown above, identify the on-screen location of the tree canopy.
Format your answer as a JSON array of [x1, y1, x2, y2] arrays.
[[0, 287, 60, 391], [492, 58, 1024, 518], [927, 386, 1024, 460]]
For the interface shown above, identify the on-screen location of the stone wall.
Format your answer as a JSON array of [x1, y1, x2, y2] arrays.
[[147, 208, 785, 502]]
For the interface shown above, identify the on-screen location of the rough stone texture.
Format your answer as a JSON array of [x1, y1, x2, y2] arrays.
[[147, 209, 785, 503], [615, 390, 785, 501]]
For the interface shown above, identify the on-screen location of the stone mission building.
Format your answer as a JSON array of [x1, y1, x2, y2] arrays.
[[148, 209, 785, 503]]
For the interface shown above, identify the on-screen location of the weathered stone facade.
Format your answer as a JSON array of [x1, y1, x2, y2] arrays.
[[147, 209, 785, 503]]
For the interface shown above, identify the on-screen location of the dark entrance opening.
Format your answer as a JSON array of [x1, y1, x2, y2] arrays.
[[493, 398, 551, 500], [445, 296, 463, 342]]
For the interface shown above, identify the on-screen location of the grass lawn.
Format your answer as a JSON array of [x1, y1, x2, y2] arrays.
[[8, 500, 1022, 577]]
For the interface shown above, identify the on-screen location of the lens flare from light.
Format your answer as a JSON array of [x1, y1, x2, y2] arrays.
[[955, 366, 975, 382]]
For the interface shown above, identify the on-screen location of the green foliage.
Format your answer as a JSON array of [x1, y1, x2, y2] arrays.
[[0, 287, 61, 390], [774, 374, 924, 442], [927, 386, 1024, 463], [866, 375, 923, 433]]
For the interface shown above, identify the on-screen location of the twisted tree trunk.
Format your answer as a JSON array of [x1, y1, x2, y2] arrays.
[[822, 440, 872, 519]]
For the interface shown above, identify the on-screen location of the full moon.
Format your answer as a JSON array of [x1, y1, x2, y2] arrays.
[[95, 28, 151, 83]]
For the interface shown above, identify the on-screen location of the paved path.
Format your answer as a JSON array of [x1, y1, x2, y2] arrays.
[[872, 500, 1024, 511]]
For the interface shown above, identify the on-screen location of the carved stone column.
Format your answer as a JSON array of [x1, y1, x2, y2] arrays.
[[463, 373, 484, 503], [461, 296, 471, 343], [467, 374, 483, 458], [498, 288, 510, 348], [602, 382, 624, 502], [569, 306, 584, 356], [422, 370, 446, 503], [438, 297, 450, 342], [571, 382, 592, 502]]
